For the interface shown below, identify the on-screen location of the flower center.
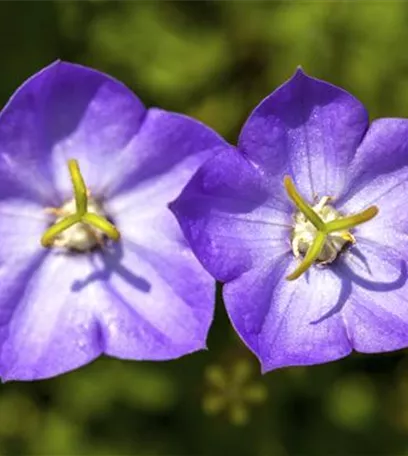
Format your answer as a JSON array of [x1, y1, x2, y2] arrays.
[[291, 196, 354, 265], [45, 195, 108, 251], [41, 159, 120, 251], [283, 176, 378, 281]]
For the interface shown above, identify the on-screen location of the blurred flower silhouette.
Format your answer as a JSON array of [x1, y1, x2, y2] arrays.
[[203, 358, 267, 425]]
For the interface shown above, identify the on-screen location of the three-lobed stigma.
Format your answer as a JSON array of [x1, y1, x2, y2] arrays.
[[284, 176, 378, 281], [41, 159, 120, 251]]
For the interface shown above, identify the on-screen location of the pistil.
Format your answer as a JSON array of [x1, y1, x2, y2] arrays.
[[284, 176, 378, 281], [41, 159, 120, 249]]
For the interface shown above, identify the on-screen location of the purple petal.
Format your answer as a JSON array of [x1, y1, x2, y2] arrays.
[[0, 61, 146, 203], [0, 199, 47, 265], [0, 251, 104, 381], [341, 240, 408, 353], [170, 149, 293, 282], [339, 119, 408, 251], [103, 109, 229, 199], [0, 201, 49, 379], [0, 157, 105, 381], [224, 256, 352, 372], [101, 113, 231, 359], [0, 199, 214, 379], [88, 239, 214, 360], [238, 68, 368, 200]]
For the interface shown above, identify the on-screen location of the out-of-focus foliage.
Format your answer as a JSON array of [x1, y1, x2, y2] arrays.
[[1, 1, 408, 455]]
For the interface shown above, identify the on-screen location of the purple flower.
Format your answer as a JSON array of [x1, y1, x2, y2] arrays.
[[171, 68, 408, 372], [0, 61, 227, 381]]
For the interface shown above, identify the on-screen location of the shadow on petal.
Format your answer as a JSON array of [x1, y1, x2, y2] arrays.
[[71, 241, 151, 294], [340, 257, 407, 292], [310, 271, 353, 325], [311, 249, 407, 325]]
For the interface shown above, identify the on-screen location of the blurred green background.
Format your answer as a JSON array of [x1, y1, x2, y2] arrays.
[[1, 1, 408, 455]]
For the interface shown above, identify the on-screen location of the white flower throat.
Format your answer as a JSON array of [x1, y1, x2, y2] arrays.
[[291, 196, 355, 265], [283, 176, 378, 281], [41, 159, 120, 252], [45, 195, 107, 251]]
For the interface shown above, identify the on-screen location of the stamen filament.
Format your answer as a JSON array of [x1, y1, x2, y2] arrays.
[[324, 206, 379, 233], [284, 176, 379, 281], [284, 176, 325, 231], [82, 213, 121, 241], [68, 159, 88, 215], [41, 214, 81, 247], [286, 231, 326, 281], [41, 159, 121, 248]]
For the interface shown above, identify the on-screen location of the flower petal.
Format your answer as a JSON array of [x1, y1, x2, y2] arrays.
[[0, 198, 99, 381], [0, 200, 50, 380], [103, 109, 229, 199], [82, 238, 214, 360], [238, 68, 368, 200], [340, 239, 408, 353], [0, 209, 214, 380], [224, 256, 352, 372], [170, 149, 292, 282], [339, 119, 408, 251], [0, 252, 105, 381], [0, 199, 47, 266], [0, 61, 146, 202], [93, 111, 229, 359]]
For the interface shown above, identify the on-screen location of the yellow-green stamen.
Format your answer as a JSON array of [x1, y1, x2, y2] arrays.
[[82, 212, 120, 241], [284, 175, 378, 281], [68, 159, 88, 215], [286, 231, 327, 281], [284, 176, 325, 231], [324, 206, 379, 233], [41, 159, 121, 248], [41, 214, 81, 247]]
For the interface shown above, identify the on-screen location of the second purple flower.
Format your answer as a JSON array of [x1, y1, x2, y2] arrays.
[[171, 68, 408, 372]]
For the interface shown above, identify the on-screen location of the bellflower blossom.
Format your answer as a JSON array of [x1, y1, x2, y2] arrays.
[[0, 61, 227, 381], [171, 68, 408, 372]]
